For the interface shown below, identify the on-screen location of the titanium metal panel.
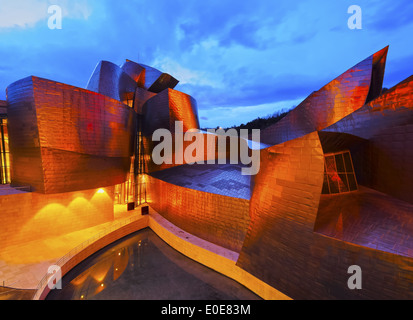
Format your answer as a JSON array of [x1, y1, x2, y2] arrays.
[[133, 87, 157, 115], [121, 60, 145, 83], [135, 63, 179, 93], [142, 87, 199, 138], [257, 47, 388, 146], [7, 76, 136, 193], [322, 75, 413, 204], [237, 132, 413, 299], [86, 60, 137, 102], [146, 174, 250, 252]]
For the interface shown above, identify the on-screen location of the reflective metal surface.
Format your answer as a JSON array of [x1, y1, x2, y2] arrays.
[[256, 47, 388, 146], [2, 47, 413, 300], [7, 76, 136, 193], [87, 60, 138, 102], [323, 75, 413, 204]]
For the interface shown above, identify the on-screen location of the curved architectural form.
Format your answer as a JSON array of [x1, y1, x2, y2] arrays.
[[236, 129, 413, 299], [121, 60, 179, 93], [321, 75, 413, 204], [86, 60, 138, 102], [257, 47, 388, 146], [1, 46, 413, 301], [142, 88, 202, 173], [7, 76, 136, 193]]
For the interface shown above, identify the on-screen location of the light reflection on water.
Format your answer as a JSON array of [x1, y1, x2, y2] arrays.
[[46, 228, 261, 300]]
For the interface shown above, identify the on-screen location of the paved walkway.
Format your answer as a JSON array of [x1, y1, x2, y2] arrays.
[[0, 204, 144, 295]]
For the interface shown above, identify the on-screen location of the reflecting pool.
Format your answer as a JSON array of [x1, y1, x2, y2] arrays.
[[46, 228, 261, 300]]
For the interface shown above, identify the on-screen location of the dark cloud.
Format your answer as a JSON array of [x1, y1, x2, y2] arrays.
[[0, 0, 412, 127]]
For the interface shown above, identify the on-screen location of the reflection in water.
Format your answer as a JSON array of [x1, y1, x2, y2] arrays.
[[46, 228, 260, 300]]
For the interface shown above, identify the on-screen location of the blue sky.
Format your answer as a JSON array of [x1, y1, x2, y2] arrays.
[[0, 0, 412, 128]]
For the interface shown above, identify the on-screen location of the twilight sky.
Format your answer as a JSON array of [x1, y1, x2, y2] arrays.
[[0, 0, 412, 128]]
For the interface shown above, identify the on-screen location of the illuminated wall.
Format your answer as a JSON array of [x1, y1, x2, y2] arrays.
[[0, 187, 114, 248], [146, 175, 250, 253]]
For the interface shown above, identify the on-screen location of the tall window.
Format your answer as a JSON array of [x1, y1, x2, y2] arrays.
[[322, 150, 357, 194], [0, 118, 11, 184]]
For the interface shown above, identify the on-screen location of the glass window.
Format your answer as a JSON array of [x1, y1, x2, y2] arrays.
[[322, 150, 357, 194], [0, 118, 11, 184]]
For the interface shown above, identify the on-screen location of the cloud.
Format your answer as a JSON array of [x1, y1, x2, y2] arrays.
[[0, 0, 412, 128], [0, 0, 91, 29], [152, 57, 220, 89]]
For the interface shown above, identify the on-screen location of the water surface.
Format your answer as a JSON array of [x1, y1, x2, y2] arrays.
[[46, 228, 260, 300]]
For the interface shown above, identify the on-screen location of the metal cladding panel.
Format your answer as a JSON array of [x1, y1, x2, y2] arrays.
[[257, 48, 388, 146], [136, 63, 163, 90], [142, 130, 244, 174], [237, 132, 325, 298], [86, 60, 137, 102], [146, 174, 250, 253], [142, 87, 236, 173], [121, 60, 145, 83], [323, 75, 413, 139], [6, 77, 45, 192], [315, 187, 413, 258], [133, 87, 157, 115], [237, 131, 413, 299], [135, 63, 179, 93], [148, 73, 179, 93], [323, 75, 413, 204], [0, 100, 6, 115], [142, 88, 199, 137], [168, 88, 200, 131], [142, 88, 171, 137], [7, 76, 136, 193]]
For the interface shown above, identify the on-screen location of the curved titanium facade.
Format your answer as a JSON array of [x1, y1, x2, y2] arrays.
[[87, 60, 138, 102], [236, 131, 413, 299], [142, 88, 202, 173], [2, 47, 413, 300], [133, 62, 179, 93], [322, 75, 413, 204], [7, 76, 136, 193], [257, 47, 388, 146]]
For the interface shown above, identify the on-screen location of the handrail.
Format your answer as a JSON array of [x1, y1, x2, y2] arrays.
[[32, 214, 143, 300]]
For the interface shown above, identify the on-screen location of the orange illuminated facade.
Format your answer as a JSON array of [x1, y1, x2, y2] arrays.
[[1, 47, 413, 300]]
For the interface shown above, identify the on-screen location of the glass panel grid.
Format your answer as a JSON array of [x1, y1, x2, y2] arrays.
[[322, 150, 357, 194], [0, 118, 11, 184]]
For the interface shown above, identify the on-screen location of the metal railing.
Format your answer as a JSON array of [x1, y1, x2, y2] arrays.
[[32, 213, 145, 300]]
